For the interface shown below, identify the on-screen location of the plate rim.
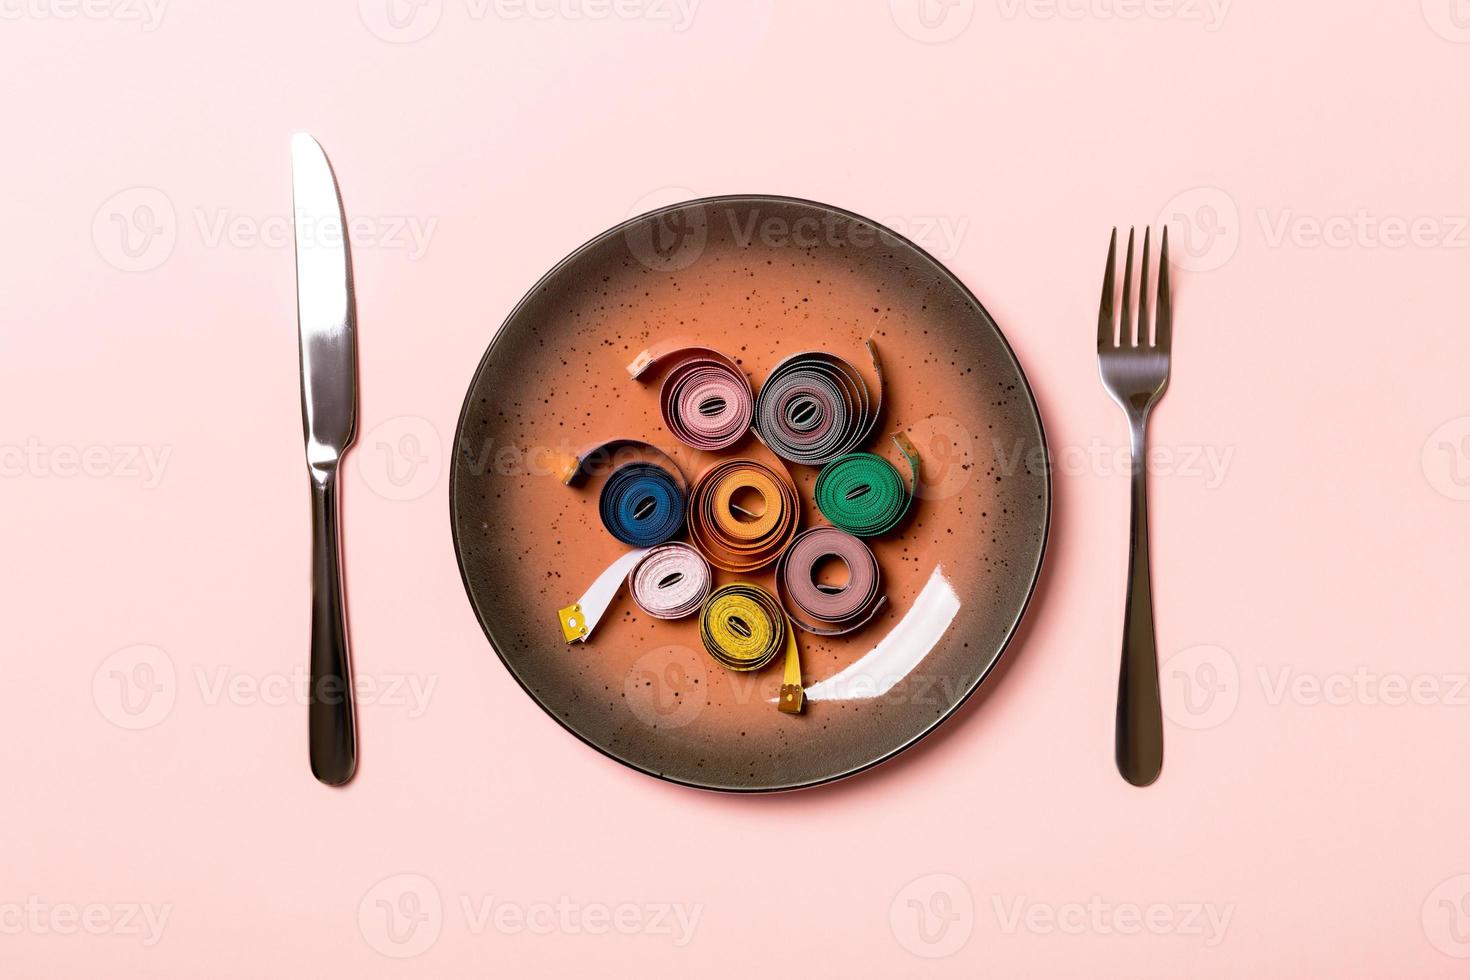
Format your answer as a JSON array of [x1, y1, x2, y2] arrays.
[[449, 193, 1052, 794]]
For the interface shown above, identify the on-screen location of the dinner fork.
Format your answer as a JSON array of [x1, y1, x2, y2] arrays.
[[1098, 226, 1171, 787]]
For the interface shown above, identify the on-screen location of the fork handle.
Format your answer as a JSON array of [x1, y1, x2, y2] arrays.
[[1116, 418, 1163, 786], [309, 464, 357, 786]]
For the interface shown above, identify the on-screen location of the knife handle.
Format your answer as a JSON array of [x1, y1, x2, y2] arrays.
[[309, 464, 357, 786]]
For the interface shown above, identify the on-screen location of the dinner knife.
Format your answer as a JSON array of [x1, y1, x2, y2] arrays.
[[291, 133, 358, 786]]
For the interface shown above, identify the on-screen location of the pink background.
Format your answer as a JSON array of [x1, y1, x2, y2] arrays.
[[4, 0, 1470, 975]]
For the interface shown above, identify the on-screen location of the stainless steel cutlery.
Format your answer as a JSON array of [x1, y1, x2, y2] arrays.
[[1097, 227, 1172, 787], [291, 133, 359, 786]]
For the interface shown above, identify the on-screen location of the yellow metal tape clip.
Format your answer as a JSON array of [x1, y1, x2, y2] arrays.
[[558, 603, 588, 643], [778, 620, 804, 715]]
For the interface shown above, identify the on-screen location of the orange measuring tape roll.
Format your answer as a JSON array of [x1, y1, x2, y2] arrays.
[[686, 457, 800, 573]]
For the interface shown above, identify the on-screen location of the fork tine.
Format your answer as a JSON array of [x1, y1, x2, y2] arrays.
[[1137, 227, 1151, 346], [1097, 228, 1117, 350], [1155, 226, 1172, 352], [1120, 228, 1135, 346]]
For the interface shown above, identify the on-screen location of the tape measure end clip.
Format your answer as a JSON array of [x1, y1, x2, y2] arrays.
[[558, 603, 588, 643], [627, 353, 653, 378], [778, 683, 805, 715]]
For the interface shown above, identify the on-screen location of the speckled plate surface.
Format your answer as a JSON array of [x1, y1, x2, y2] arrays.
[[451, 195, 1049, 792]]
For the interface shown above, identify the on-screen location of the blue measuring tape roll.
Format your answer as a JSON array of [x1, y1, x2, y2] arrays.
[[599, 462, 686, 546], [557, 439, 690, 548]]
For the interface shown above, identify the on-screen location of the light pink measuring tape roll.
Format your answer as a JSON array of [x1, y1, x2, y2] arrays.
[[558, 542, 712, 643], [628, 543, 711, 620], [774, 525, 886, 636], [628, 341, 754, 451]]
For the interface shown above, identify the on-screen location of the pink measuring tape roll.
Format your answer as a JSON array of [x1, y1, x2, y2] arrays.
[[628, 342, 754, 451], [774, 525, 887, 636], [627, 543, 712, 620]]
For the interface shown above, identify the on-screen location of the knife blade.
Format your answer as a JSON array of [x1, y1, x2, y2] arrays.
[[291, 133, 358, 786]]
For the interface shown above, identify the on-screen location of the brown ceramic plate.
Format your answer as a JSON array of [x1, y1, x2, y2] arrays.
[[451, 195, 1048, 792]]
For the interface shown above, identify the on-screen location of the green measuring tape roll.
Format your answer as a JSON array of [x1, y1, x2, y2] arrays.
[[813, 434, 920, 537]]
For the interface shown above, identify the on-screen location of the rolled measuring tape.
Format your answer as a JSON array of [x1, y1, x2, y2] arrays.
[[628, 543, 712, 620], [628, 342, 754, 451], [699, 583, 804, 714], [813, 433, 920, 538], [556, 438, 688, 547], [686, 457, 800, 572], [558, 543, 712, 643], [752, 339, 884, 466], [774, 526, 887, 636], [557, 547, 649, 643]]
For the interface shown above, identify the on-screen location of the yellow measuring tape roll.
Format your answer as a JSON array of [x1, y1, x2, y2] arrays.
[[699, 583, 804, 714]]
